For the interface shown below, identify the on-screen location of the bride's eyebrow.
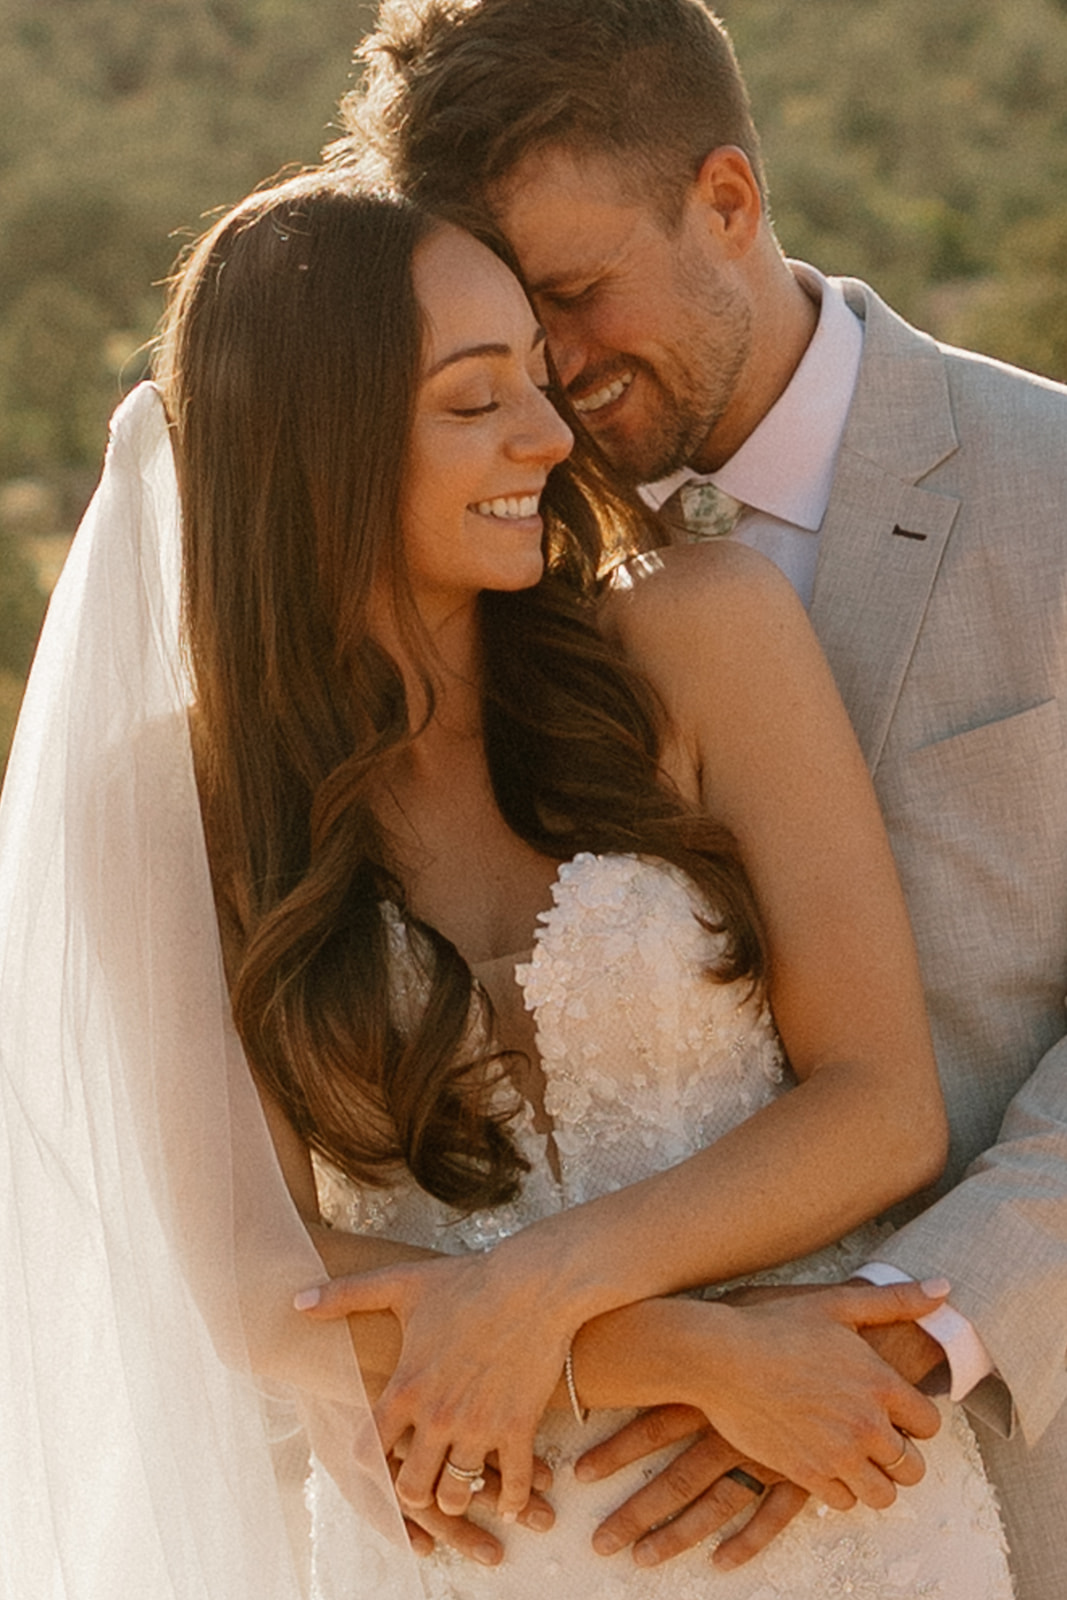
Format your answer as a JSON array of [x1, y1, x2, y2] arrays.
[[426, 327, 547, 379]]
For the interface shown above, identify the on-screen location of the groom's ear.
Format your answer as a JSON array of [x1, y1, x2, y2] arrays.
[[692, 147, 763, 260]]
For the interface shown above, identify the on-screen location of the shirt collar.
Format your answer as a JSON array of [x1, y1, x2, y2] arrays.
[[642, 263, 864, 531]]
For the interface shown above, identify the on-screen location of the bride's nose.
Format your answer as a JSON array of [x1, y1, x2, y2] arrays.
[[507, 386, 574, 466]]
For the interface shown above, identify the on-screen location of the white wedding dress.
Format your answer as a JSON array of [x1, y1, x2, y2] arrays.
[[313, 851, 1015, 1599]]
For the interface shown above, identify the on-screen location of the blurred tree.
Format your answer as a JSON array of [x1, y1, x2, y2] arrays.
[[0, 525, 46, 779], [0, 0, 377, 485], [0, 529, 43, 681], [949, 209, 1067, 379], [720, 0, 1067, 369], [0, 0, 376, 766]]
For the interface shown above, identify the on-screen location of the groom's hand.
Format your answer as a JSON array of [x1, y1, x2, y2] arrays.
[[861, 1314, 947, 1387], [576, 1405, 794, 1567]]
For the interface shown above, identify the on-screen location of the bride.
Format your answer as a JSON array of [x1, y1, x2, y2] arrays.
[[0, 169, 1012, 1598]]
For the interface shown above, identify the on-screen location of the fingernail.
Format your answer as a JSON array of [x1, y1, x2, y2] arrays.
[[573, 1460, 597, 1483], [474, 1543, 500, 1567], [293, 1287, 321, 1310], [525, 1507, 554, 1531], [500, 1510, 517, 1524], [633, 1544, 659, 1568], [920, 1277, 951, 1298], [592, 1530, 622, 1556]]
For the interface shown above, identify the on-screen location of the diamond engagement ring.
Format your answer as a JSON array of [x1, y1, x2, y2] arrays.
[[444, 1459, 487, 1493]]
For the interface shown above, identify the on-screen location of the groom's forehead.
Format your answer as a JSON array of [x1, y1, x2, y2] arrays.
[[492, 140, 656, 221], [490, 147, 661, 286]]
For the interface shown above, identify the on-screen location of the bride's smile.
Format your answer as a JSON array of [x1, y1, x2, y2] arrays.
[[400, 224, 573, 626]]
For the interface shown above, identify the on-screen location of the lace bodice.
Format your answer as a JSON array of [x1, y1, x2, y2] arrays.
[[316, 852, 785, 1248], [312, 854, 1013, 1600]]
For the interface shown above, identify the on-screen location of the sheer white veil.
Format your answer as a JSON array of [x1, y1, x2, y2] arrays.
[[0, 383, 424, 1600]]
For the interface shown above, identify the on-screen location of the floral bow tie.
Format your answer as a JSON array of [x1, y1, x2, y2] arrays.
[[666, 480, 746, 541]]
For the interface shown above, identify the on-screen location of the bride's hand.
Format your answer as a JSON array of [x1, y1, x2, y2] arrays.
[[297, 1247, 576, 1519], [395, 1450, 557, 1565], [649, 1278, 947, 1513], [561, 1277, 942, 1569]]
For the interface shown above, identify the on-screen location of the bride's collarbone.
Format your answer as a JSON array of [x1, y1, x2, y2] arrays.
[[393, 820, 560, 967], [375, 756, 561, 963]]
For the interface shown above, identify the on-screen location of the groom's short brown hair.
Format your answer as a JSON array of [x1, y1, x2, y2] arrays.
[[335, 0, 766, 225]]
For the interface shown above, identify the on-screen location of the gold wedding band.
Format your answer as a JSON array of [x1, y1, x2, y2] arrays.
[[444, 1459, 487, 1493], [881, 1435, 911, 1474]]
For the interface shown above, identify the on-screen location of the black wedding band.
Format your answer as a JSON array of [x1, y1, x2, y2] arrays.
[[725, 1466, 767, 1496]]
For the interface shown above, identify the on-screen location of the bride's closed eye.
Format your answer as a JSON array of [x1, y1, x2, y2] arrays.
[[449, 400, 500, 417]]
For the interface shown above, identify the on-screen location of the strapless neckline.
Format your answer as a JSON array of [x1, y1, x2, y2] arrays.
[[469, 946, 534, 976]]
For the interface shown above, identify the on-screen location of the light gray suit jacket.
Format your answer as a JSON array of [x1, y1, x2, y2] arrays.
[[812, 277, 1067, 1594]]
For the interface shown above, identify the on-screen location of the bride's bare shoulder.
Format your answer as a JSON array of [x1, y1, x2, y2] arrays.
[[601, 540, 809, 681]]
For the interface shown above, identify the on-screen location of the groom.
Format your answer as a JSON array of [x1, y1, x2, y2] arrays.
[[327, 2, 1067, 1593]]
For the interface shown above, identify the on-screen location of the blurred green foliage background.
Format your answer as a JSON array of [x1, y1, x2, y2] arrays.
[[3, 0, 1067, 769]]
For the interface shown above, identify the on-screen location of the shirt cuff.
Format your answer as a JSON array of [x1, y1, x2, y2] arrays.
[[852, 1262, 996, 1401]]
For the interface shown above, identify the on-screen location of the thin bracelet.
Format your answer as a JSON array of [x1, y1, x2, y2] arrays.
[[564, 1345, 589, 1425]]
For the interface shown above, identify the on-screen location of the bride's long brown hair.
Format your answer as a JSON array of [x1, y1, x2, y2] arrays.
[[155, 169, 765, 1211]]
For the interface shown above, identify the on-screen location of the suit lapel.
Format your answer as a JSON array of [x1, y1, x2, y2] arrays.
[[810, 280, 961, 770]]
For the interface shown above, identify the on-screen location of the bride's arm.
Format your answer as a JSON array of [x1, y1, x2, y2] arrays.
[[265, 1045, 945, 1520], [251, 1075, 424, 1392], [302, 542, 947, 1514], [539, 539, 948, 1296]]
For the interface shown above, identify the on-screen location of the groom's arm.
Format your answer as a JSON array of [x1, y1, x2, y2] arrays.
[[871, 1033, 1067, 1442], [580, 1035, 1067, 1568]]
